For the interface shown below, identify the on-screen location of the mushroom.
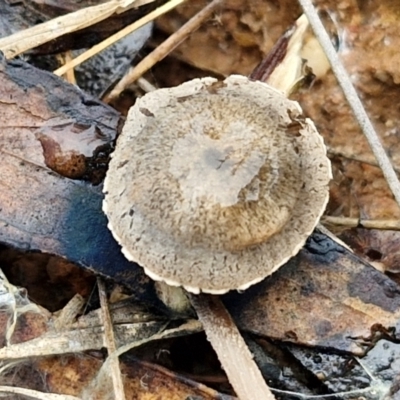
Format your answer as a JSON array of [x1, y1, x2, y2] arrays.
[[103, 74, 331, 294]]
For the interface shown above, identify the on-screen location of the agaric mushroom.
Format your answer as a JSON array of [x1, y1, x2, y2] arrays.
[[103, 75, 331, 294]]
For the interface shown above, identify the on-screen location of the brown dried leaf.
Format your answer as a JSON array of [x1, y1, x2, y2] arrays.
[[0, 55, 120, 183], [340, 228, 400, 276], [0, 56, 153, 296], [225, 231, 400, 355], [37, 356, 235, 399]]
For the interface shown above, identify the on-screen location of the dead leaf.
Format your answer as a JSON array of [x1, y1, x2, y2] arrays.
[[38, 356, 236, 399], [225, 230, 400, 355], [0, 56, 155, 301]]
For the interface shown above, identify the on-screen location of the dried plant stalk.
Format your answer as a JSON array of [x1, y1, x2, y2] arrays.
[[54, 0, 188, 77], [0, 385, 81, 399], [322, 216, 400, 231], [0, 0, 155, 59], [53, 293, 85, 330], [104, 0, 223, 102], [298, 0, 400, 208], [97, 278, 126, 400], [190, 294, 276, 400]]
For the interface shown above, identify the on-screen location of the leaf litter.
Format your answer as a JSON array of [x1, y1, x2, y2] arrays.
[[0, 0, 400, 399]]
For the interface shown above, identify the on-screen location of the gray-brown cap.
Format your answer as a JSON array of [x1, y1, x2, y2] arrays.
[[103, 75, 331, 294]]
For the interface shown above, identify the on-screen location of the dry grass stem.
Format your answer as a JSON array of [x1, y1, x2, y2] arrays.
[[271, 381, 390, 400], [110, 319, 202, 358], [53, 293, 85, 330], [299, 0, 400, 208], [54, 0, 187, 77], [0, 295, 165, 361], [139, 360, 237, 398], [0, 270, 43, 346], [322, 216, 400, 231], [97, 278, 126, 400], [190, 294, 276, 400], [81, 320, 202, 397], [0, 321, 164, 360], [55, 51, 77, 84], [103, 0, 224, 103], [0, 385, 81, 399], [0, 0, 154, 59], [137, 76, 157, 92]]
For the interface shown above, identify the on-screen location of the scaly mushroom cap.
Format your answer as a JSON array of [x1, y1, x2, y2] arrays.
[[103, 75, 331, 294]]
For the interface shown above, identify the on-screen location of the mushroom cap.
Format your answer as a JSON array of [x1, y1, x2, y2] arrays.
[[103, 75, 331, 294]]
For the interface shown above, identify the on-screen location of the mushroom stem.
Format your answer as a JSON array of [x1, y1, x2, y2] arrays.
[[189, 293, 276, 400]]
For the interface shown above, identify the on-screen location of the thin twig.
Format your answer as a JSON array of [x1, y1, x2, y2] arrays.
[[190, 294, 276, 400], [322, 216, 400, 231], [0, 0, 154, 59], [0, 385, 81, 400], [271, 380, 389, 400], [103, 0, 224, 103], [298, 0, 400, 208], [56, 52, 77, 84], [54, 293, 85, 330], [82, 320, 201, 396], [97, 278, 126, 400], [54, 0, 187, 77], [139, 360, 236, 398], [137, 76, 157, 92]]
